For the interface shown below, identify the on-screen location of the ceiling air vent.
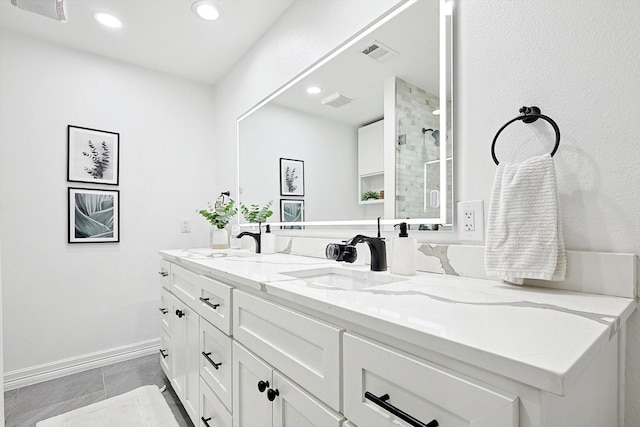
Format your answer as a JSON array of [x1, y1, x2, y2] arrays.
[[321, 92, 354, 108], [361, 41, 399, 63]]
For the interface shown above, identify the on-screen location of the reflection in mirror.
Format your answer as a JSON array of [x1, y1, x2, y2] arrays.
[[238, 0, 452, 229]]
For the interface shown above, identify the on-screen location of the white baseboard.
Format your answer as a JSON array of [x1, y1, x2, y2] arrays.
[[4, 338, 160, 391]]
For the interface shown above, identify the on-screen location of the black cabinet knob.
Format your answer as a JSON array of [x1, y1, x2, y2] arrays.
[[257, 380, 269, 392], [175, 309, 185, 318], [267, 388, 280, 401]]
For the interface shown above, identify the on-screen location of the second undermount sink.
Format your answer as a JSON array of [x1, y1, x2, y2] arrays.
[[282, 267, 407, 290]]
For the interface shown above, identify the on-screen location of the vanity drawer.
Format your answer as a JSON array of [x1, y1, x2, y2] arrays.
[[197, 275, 233, 336], [160, 287, 171, 336], [200, 378, 232, 427], [170, 264, 203, 310], [233, 290, 343, 411], [159, 259, 171, 290], [159, 329, 170, 378], [200, 318, 232, 411], [343, 333, 518, 427]]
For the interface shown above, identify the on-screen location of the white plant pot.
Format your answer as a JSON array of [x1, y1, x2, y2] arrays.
[[210, 228, 229, 249]]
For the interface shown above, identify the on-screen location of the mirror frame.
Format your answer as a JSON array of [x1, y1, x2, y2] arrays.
[[236, 0, 453, 228]]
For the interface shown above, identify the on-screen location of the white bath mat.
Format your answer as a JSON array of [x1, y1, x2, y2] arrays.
[[36, 385, 179, 427]]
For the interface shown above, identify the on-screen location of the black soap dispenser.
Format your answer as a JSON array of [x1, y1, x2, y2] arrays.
[[390, 222, 416, 276]]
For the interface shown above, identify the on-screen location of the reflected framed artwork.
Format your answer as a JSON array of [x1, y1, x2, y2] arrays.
[[280, 199, 304, 229], [279, 158, 304, 196], [68, 187, 120, 243], [68, 125, 120, 185]]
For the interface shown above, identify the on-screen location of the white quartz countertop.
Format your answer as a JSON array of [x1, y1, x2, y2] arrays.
[[160, 248, 636, 396]]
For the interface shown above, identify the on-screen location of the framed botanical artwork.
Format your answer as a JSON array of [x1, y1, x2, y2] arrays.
[[68, 187, 120, 243], [279, 158, 304, 196], [68, 125, 119, 185], [280, 199, 304, 229]]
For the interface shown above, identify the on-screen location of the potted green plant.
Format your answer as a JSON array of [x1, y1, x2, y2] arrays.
[[197, 198, 237, 249], [361, 190, 380, 201], [240, 200, 273, 224]]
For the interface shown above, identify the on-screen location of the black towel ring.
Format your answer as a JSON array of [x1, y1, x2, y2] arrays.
[[491, 106, 561, 165]]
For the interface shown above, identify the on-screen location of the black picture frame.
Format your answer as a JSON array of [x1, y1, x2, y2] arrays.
[[279, 158, 304, 196], [68, 187, 120, 243], [280, 198, 304, 229], [68, 125, 120, 185]]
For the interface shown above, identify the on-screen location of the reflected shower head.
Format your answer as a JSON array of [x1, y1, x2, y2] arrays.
[[421, 128, 440, 146]]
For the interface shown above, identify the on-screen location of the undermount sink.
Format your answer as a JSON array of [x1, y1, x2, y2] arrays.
[[282, 267, 407, 290]]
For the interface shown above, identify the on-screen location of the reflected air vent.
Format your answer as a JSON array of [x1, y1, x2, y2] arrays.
[[361, 41, 399, 63], [321, 92, 354, 108]]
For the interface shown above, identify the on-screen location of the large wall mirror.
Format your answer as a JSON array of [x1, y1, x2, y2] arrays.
[[238, 0, 453, 230]]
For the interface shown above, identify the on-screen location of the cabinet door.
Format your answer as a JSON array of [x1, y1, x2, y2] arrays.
[[358, 120, 384, 176], [200, 378, 232, 427], [272, 371, 343, 427], [233, 342, 272, 427], [170, 294, 200, 424], [344, 334, 518, 427]]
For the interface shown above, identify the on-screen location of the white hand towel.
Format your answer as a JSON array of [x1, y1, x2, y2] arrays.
[[484, 153, 566, 284]]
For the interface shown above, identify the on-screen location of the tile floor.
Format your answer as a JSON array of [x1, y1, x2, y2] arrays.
[[3, 354, 194, 427]]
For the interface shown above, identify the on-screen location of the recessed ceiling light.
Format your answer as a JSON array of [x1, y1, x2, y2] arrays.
[[432, 109, 441, 116], [93, 12, 123, 29], [306, 86, 322, 95], [192, 1, 221, 21]]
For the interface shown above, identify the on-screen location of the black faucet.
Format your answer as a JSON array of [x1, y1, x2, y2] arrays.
[[236, 224, 261, 253], [325, 218, 387, 271]]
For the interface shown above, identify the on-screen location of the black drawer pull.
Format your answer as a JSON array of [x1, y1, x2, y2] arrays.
[[258, 380, 269, 392], [364, 392, 438, 427], [158, 271, 168, 277], [202, 352, 222, 370], [267, 388, 279, 401], [201, 416, 212, 427], [159, 349, 168, 359], [159, 308, 168, 314], [175, 309, 185, 318], [199, 297, 220, 309]]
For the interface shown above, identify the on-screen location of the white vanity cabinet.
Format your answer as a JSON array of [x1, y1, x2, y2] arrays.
[[232, 342, 343, 427], [159, 252, 635, 427]]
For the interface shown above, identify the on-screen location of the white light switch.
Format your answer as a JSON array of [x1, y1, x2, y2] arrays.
[[180, 218, 191, 233]]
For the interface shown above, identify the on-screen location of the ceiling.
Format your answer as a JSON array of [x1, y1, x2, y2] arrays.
[[0, 0, 295, 85]]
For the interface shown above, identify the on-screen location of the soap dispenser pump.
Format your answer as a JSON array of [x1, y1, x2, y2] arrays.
[[261, 224, 276, 254], [390, 222, 416, 276]]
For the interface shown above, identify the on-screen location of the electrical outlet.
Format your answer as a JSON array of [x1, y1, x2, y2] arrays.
[[463, 208, 475, 231], [180, 218, 191, 233], [456, 200, 484, 241]]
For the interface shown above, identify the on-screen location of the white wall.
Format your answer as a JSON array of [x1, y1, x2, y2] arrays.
[[240, 103, 365, 221], [211, 0, 640, 424], [456, 1, 640, 424], [0, 32, 217, 374]]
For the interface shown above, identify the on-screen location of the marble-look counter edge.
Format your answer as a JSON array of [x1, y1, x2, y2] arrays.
[[159, 249, 637, 396]]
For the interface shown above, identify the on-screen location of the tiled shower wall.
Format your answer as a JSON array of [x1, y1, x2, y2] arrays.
[[394, 78, 453, 226], [395, 78, 440, 219]]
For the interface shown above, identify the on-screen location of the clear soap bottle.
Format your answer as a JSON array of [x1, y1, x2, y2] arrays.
[[261, 224, 276, 254], [390, 222, 416, 276]]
